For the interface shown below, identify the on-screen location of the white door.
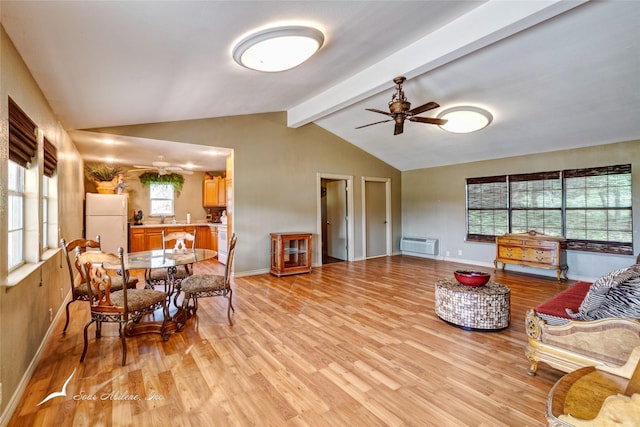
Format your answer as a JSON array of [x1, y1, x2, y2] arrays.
[[327, 180, 347, 260], [365, 180, 387, 258]]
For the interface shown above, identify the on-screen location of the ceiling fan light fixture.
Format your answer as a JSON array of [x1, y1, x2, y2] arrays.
[[437, 106, 493, 133], [232, 26, 324, 72]]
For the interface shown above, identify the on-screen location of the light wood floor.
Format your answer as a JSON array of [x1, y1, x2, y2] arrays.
[[9, 256, 571, 426]]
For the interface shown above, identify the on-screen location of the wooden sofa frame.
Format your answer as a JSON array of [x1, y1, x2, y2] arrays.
[[526, 310, 640, 377], [526, 254, 640, 377]]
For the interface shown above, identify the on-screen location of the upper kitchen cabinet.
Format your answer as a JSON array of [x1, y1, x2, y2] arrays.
[[203, 174, 226, 207]]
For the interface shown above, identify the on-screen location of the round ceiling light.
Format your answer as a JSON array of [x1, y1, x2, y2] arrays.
[[437, 106, 493, 133], [232, 26, 324, 72]]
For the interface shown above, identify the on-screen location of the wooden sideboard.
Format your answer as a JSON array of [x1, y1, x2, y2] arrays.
[[494, 231, 568, 280]]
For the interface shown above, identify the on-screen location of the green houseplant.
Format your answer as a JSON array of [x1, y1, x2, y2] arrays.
[[85, 163, 125, 194], [138, 172, 184, 191]]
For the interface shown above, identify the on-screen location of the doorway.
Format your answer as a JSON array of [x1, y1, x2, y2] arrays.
[[317, 173, 354, 265], [362, 177, 391, 258]]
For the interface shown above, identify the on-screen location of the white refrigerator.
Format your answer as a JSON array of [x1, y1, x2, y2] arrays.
[[85, 193, 129, 254]]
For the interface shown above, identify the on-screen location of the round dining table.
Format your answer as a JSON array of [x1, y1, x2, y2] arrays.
[[102, 248, 217, 336]]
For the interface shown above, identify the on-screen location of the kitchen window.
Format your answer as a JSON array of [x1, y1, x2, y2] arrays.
[[149, 183, 174, 216]]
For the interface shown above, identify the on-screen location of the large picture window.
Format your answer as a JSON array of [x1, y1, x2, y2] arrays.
[[466, 164, 632, 255]]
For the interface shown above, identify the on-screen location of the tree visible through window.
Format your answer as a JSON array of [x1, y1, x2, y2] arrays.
[[564, 165, 632, 254], [466, 164, 632, 255], [150, 183, 174, 216]]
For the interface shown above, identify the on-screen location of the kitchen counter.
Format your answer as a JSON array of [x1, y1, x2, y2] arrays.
[[130, 222, 224, 228], [129, 223, 223, 252]]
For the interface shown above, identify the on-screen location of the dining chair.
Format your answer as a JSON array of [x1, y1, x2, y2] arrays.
[[178, 233, 237, 328], [60, 236, 138, 334], [144, 229, 197, 296], [78, 248, 170, 366]]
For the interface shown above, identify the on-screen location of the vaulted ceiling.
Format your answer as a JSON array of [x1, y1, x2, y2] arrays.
[[2, 1, 639, 172]]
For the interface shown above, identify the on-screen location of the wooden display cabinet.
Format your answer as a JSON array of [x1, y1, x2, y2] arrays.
[[270, 232, 312, 277], [494, 231, 568, 280]]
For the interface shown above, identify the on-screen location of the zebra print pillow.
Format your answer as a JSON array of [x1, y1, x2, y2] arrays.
[[585, 276, 640, 320], [567, 265, 640, 320]]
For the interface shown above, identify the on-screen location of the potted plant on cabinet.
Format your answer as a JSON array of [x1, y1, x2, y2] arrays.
[[85, 163, 125, 194]]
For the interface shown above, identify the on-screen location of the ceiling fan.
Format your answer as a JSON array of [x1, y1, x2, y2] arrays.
[[131, 156, 194, 175], [355, 76, 447, 135]]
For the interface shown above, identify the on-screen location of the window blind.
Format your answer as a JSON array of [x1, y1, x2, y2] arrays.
[[8, 97, 38, 168], [43, 137, 57, 177]]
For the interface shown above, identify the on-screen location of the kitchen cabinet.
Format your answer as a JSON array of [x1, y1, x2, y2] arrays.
[[270, 232, 312, 277], [494, 231, 568, 280], [128, 225, 212, 252], [129, 227, 145, 252], [203, 176, 226, 207]]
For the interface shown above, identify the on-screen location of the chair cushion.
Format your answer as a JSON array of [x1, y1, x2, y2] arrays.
[[567, 265, 640, 320], [181, 274, 226, 293], [111, 289, 167, 312], [535, 281, 592, 321], [147, 266, 190, 281]]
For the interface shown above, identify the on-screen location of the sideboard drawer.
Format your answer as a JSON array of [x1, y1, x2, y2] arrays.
[[495, 231, 567, 281]]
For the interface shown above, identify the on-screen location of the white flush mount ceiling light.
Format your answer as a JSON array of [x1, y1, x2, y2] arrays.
[[437, 106, 493, 133], [233, 26, 324, 72]]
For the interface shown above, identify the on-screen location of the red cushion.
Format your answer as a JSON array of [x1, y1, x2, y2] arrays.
[[534, 281, 592, 319]]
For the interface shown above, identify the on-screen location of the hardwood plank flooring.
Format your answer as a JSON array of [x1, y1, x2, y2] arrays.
[[8, 256, 571, 426]]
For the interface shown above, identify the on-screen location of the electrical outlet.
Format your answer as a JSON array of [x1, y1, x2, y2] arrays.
[[458, 250, 462, 256], [49, 308, 53, 322], [445, 251, 450, 257]]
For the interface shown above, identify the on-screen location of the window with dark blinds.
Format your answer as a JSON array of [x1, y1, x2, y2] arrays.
[[564, 164, 632, 255], [466, 176, 508, 242], [8, 97, 38, 168], [43, 137, 57, 177], [465, 164, 632, 255], [510, 171, 562, 236]]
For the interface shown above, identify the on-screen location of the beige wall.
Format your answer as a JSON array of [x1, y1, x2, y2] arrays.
[[0, 26, 84, 421], [90, 113, 403, 274], [402, 140, 640, 281]]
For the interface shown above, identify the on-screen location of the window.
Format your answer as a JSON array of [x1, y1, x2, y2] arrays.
[[8, 161, 25, 270], [150, 183, 174, 216], [42, 176, 49, 249], [466, 164, 632, 255], [510, 171, 562, 236], [466, 176, 507, 243], [564, 165, 632, 254]]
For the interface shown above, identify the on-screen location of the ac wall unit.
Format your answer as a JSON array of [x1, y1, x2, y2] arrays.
[[400, 236, 439, 256]]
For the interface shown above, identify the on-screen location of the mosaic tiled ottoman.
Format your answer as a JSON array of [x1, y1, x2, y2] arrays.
[[435, 278, 510, 331]]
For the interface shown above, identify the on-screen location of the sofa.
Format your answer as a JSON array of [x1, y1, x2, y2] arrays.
[[525, 256, 640, 378]]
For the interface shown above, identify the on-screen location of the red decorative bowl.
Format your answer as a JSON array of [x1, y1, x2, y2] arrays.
[[454, 270, 490, 287]]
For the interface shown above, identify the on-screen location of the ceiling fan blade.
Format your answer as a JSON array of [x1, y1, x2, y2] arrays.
[[408, 101, 439, 116], [166, 167, 194, 175], [409, 116, 448, 125], [394, 121, 404, 135], [355, 119, 393, 129], [365, 108, 392, 116]]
